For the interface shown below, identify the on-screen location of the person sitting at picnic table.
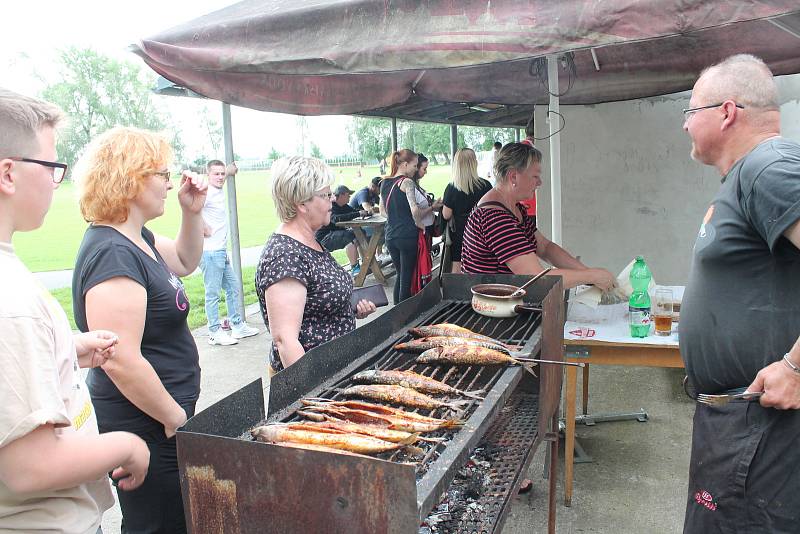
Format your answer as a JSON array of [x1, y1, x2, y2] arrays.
[[315, 184, 370, 275], [349, 176, 381, 213], [442, 147, 493, 273], [256, 157, 376, 375], [461, 142, 615, 290], [349, 175, 388, 260]]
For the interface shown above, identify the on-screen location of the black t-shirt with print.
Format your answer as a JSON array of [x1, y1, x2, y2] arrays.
[[681, 138, 800, 394], [255, 233, 356, 371], [72, 225, 200, 432]]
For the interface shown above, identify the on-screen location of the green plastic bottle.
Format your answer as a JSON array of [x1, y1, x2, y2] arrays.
[[629, 256, 652, 338]]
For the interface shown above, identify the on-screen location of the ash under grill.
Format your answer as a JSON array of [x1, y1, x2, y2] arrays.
[[178, 274, 563, 534], [422, 392, 541, 534]]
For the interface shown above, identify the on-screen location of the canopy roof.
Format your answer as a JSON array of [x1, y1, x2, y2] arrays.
[[133, 1, 800, 126]]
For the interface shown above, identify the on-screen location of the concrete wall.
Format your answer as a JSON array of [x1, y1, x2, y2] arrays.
[[531, 73, 800, 285]]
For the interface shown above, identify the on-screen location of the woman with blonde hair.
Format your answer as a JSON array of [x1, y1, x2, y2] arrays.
[[255, 156, 376, 375], [442, 148, 493, 273], [380, 149, 442, 304], [71, 126, 207, 533]]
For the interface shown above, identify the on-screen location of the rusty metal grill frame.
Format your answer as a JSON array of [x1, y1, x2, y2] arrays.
[[178, 274, 564, 534], [267, 296, 543, 518]]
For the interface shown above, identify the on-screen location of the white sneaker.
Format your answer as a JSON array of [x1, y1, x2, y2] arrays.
[[208, 330, 239, 346], [231, 322, 259, 339]]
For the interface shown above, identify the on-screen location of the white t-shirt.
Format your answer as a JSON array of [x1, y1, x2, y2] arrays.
[[414, 186, 435, 227], [0, 242, 114, 533], [202, 185, 228, 251]]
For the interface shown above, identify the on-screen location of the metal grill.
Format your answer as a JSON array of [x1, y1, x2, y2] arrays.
[[428, 392, 540, 534], [278, 301, 543, 477], [177, 274, 563, 534]]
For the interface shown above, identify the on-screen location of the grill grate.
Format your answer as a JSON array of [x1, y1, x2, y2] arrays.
[[425, 392, 540, 534], [280, 301, 542, 479]]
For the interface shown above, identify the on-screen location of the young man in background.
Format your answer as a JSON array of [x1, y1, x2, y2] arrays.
[[201, 160, 259, 345]]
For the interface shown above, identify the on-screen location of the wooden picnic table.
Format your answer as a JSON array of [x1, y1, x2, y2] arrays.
[[336, 215, 387, 287]]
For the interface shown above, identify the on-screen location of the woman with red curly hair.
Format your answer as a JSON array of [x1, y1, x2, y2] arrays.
[[71, 126, 207, 533]]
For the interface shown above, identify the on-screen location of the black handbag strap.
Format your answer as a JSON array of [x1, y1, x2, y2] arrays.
[[384, 177, 405, 212], [477, 200, 520, 217]]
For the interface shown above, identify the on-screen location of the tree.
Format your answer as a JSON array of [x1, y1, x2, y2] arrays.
[[348, 117, 391, 163], [400, 122, 465, 164], [41, 47, 180, 173], [461, 126, 515, 151], [309, 142, 324, 159], [199, 105, 222, 157], [267, 147, 284, 160]]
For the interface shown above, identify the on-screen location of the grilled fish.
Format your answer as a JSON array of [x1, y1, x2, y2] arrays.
[[394, 336, 511, 354], [416, 345, 530, 366], [296, 411, 446, 444], [287, 418, 420, 444], [351, 369, 483, 400], [250, 424, 413, 454], [409, 324, 518, 349], [339, 384, 468, 411], [301, 400, 463, 433]]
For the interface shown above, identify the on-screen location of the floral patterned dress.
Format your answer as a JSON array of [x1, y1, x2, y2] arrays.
[[255, 233, 355, 371]]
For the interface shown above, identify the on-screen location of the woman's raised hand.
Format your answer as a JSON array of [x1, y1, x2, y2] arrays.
[[178, 170, 208, 214]]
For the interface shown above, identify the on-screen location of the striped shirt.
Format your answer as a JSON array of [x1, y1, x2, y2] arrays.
[[461, 202, 537, 274]]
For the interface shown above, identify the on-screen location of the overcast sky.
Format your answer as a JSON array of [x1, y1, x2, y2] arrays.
[[1, 0, 353, 160]]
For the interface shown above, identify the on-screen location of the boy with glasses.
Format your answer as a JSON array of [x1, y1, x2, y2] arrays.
[[0, 88, 149, 533]]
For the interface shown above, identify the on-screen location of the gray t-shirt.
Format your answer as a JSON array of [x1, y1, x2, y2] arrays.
[[681, 138, 800, 394]]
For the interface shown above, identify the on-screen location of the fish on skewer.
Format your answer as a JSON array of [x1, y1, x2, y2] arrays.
[[296, 410, 446, 443], [409, 324, 520, 350], [338, 384, 470, 411], [300, 405, 450, 434], [416, 345, 526, 366], [416, 345, 539, 377], [286, 418, 423, 444], [351, 369, 484, 400], [300, 401, 463, 433], [303, 398, 461, 423], [394, 336, 512, 354], [250, 424, 416, 455], [415, 346, 581, 368], [304, 398, 447, 421]]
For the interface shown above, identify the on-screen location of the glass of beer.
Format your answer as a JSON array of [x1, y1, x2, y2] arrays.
[[653, 288, 674, 336]]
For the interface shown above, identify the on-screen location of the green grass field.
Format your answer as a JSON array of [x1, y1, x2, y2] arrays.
[[26, 164, 453, 330]]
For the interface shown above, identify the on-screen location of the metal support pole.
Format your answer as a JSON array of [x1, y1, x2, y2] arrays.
[[547, 55, 563, 245], [514, 128, 520, 142], [391, 117, 398, 153], [450, 124, 458, 156], [222, 102, 246, 319]]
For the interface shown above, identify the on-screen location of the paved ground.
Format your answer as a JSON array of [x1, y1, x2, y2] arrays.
[[100, 278, 694, 533]]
